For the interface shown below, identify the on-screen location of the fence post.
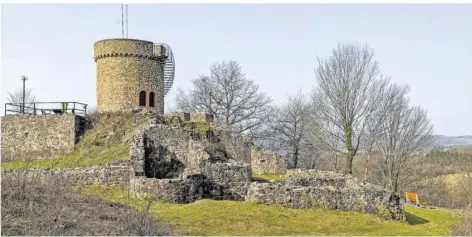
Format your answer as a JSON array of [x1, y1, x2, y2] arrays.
[[33, 103, 36, 116], [73, 102, 76, 114]]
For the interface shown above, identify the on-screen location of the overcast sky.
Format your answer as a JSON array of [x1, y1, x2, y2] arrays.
[[1, 4, 471, 136]]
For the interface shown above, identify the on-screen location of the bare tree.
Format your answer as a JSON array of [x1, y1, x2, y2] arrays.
[[175, 60, 272, 137], [311, 42, 389, 174], [266, 90, 311, 168], [314, 129, 344, 172], [361, 83, 410, 183], [376, 90, 434, 193], [6, 89, 37, 113], [297, 121, 321, 169]]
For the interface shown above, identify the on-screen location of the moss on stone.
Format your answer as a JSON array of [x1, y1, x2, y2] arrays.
[[315, 198, 326, 208], [358, 198, 367, 211], [252, 173, 286, 182], [378, 205, 391, 219], [181, 121, 212, 133], [301, 192, 311, 207], [162, 115, 183, 128]]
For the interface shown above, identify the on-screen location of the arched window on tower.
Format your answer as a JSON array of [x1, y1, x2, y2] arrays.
[[139, 91, 146, 107], [149, 92, 155, 107]]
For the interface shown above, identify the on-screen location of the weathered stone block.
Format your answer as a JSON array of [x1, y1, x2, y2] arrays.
[[251, 147, 286, 175]]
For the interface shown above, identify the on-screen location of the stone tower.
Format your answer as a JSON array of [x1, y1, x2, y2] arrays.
[[93, 38, 167, 114]]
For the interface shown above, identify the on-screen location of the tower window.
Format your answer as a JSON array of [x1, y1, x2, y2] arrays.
[[139, 91, 146, 107], [149, 92, 155, 107]]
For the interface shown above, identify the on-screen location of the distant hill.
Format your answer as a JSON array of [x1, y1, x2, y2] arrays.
[[434, 135, 472, 147]]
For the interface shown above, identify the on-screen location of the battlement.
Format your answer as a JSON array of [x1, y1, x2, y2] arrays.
[[94, 38, 167, 62]]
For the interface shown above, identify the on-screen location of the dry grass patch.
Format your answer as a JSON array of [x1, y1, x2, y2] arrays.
[[1, 172, 173, 236]]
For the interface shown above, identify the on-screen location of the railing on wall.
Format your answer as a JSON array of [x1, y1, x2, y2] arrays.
[[4, 102, 88, 116]]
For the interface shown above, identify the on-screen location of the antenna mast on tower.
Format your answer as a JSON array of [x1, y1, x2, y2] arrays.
[[121, 4, 124, 38], [119, 4, 129, 38], [125, 5, 129, 38]]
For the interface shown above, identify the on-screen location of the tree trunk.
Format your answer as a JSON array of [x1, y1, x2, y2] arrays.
[[363, 151, 371, 183], [345, 152, 354, 175], [334, 153, 339, 172], [343, 120, 354, 174], [293, 148, 299, 169]]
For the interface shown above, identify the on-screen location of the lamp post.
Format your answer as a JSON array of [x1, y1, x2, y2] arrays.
[[21, 75, 28, 114]]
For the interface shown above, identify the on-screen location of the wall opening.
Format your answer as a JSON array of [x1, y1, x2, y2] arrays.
[[149, 92, 155, 107], [139, 91, 146, 107], [144, 139, 185, 179]]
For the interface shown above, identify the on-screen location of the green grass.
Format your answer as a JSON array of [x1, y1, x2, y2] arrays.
[[251, 173, 286, 182], [81, 185, 461, 236], [1, 144, 129, 171]]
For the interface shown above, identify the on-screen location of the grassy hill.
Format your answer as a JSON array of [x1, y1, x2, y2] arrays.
[[1, 113, 467, 236], [81, 185, 462, 236]]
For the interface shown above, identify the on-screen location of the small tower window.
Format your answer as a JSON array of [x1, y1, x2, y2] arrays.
[[149, 92, 155, 107], [139, 91, 146, 107]]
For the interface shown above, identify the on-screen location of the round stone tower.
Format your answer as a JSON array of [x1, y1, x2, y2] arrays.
[[93, 38, 167, 114]]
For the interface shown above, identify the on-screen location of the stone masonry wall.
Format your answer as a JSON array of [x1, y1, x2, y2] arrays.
[[129, 122, 253, 203], [94, 39, 166, 114], [165, 112, 215, 123], [2, 161, 130, 186], [130, 124, 190, 176], [1, 115, 81, 161], [251, 147, 286, 175], [246, 169, 404, 220], [216, 130, 252, 164]]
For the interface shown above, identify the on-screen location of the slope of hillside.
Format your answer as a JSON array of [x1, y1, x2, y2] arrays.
[[82, 185, 462, 236]]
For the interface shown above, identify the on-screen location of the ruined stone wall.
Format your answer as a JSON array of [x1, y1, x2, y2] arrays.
[[251, 147, 286, 175], [1, 115, 81, 161], [165, 112, 214, 123], [129, 124, 190, 176], [94, 39, 166, 114], [130, 123, 253, 176], [130, 172, 205, 203], [2, 161, 130, 186], [129, 122, 252, 203], [246, 169, 404, 220], [216, 130, 252, 164]]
